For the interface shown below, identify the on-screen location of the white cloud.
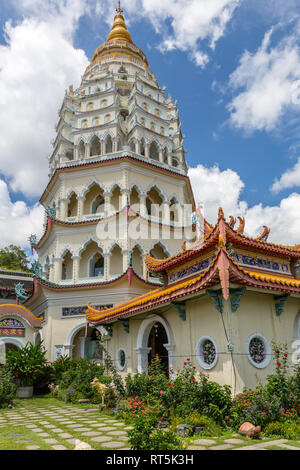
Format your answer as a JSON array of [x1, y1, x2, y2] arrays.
[[228, 27, 300, 132], [189, 164, 300, 245], [96, 0, 241, 67], [271, 157, 300, 193], [0, 179, 44, 248], [0, 1, 89, 197]]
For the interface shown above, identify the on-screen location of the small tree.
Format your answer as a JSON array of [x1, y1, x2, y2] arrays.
[[0, 245, 31, 272]]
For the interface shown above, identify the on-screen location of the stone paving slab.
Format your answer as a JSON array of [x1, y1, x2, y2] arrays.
[[58, 433, 73, 439], [71, 427, 91, 432], [224, 438, 246, 444], [81, 431, 104, 437], [44, 438, 58, 444], [102, 441, 126, 448], [210, 444, 234, 450], [107, 430, 127, 436], [193, 439, 216, 446], [52, 445, 67, 450], [26, 445, 40, 450], [254, 439, 288, 447], [279, 444, 300, 450], [91, 436, 113, 443]]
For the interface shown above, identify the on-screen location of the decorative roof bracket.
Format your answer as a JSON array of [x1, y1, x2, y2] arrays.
[[274, 294, 290, 316], [119, 319, 130, 333], [171, 301, 186, 321], [230, 287, 246, 312], [207, 289, 223, 313], [104, 324, 113, 337]]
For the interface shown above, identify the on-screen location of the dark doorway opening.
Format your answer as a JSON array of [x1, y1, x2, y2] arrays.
[[147, 322, 169, 373]]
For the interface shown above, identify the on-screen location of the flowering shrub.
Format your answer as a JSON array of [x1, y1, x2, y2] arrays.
[[227, 389, 287, 428]]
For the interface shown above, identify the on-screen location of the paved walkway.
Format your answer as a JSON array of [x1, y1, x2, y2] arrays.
[[186, 437, 300, 451], [0, 403, 132, 450]]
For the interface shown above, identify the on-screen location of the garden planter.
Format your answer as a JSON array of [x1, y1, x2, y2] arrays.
[[16, 386, 34, 398]]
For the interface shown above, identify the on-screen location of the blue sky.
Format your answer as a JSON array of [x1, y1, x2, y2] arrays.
[[0, 0, 300, 248]]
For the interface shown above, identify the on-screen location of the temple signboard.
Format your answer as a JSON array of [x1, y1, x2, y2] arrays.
[[0, 318, 25, 337]]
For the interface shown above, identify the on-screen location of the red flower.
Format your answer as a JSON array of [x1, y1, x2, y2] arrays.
[[284, 353, 288, 358], [167, 382, 171, 386], [160, 390, 164, 394], [184, 362, 187, 365], [187, 358, 190, 361], [277, 362, 281, 367], [191, 377, 195, 380]]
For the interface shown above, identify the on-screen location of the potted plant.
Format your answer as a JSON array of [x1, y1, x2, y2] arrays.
[[5, 341, 48, 398]]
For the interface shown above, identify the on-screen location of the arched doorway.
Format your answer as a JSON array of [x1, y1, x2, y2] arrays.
[[69, 325, 103, 361], [147, 322, 169, 373], [136, 315, 175, 375], [0, 339, 23, 365]]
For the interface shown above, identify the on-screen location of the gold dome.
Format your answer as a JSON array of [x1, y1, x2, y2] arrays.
[[107, 2, 133, 44]]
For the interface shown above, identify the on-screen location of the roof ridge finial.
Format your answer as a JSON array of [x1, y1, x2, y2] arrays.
[[117, 1, 123, 14]]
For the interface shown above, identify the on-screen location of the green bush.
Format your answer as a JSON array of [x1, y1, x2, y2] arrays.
[[5, 341, 48, 387], [52, 358, 108, 403], [264, 421, 300, 440], [0, 367, 16, 408], [169, 412, 222, 437], [128, 413, 182, 450]]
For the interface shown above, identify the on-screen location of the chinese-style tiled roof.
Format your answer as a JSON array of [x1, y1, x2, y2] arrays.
[[24, 268, 158, 306], [86, 238, 300, 325], [0, 304, 42, 328], [145, 207, 300, 272]]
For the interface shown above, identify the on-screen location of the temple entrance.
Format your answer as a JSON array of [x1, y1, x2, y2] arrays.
[[0, 341, 21, 364], [71, 326, 103, 361], [147, 322, 169, 373]]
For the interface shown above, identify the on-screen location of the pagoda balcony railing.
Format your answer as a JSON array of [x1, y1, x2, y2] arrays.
[[59, 150, 186, 176]]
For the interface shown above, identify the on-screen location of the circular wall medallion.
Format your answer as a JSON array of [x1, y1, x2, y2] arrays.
[[196, 336, 218, 370]]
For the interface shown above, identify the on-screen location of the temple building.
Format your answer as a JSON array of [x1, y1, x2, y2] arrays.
[[18, 4, 195, 361], [87, 208, 300, 393], [2, 4, 299, 393]]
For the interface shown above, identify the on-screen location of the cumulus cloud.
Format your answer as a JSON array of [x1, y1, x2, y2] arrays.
[[228, 27, 300, 132], [0, 1, 89, 197], [271, 157, 300, 193], [96, 0, 241, 67], [189, 164, 300, 245], [0, 179, 44, 248]]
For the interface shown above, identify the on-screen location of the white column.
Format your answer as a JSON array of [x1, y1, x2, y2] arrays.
[[168, 154, 173, 166], [159, 148, 164, 164], [72, 256, 81, 283], [85, 142, 91, 159], [77, 196, 84, 221], [74, 145, 79, 160], [53, 258, 63, 283], [139, 194, 147, 217], [145, 143, 150, 159], [59, 198, 68, 220], [104, 253, 110, 280], [121, 189, 130, 209], [104, 192, 112, 216]]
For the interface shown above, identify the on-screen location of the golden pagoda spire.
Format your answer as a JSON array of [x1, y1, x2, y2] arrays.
[[107, 2, 133, 44]]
